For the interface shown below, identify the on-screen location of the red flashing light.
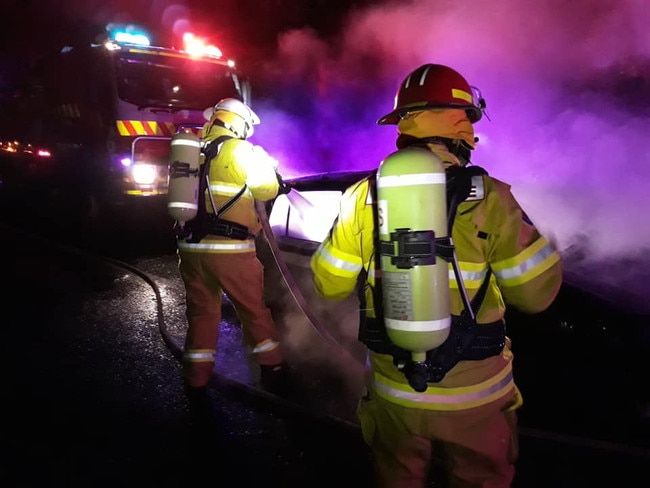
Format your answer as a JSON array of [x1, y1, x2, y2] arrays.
[[182, 32, 222, 58]]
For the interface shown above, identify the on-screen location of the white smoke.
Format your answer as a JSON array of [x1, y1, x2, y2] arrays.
[[7, 0, 647, 300], [247, 0, 650, 303]]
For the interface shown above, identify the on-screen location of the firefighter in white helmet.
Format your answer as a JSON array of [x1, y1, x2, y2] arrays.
[[177, 98, 291, 415], [310, 64, 562, 486]]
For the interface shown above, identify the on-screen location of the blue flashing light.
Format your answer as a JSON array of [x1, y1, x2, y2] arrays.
[[114, 31, 151, 46], [106, 23, 152, 46]]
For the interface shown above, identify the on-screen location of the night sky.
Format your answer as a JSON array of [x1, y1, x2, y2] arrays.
[[1, 0, 650, 263]]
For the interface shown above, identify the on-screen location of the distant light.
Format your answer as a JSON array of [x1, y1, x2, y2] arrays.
[[104, 40, 121, 51], [36, 149, 51, 157]]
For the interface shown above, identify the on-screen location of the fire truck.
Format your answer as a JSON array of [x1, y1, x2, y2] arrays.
[[0, 24, 250, 223]]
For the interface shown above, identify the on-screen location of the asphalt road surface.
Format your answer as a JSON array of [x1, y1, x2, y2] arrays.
[[2, 215, 649, 487], [2, 222, 375, 487]]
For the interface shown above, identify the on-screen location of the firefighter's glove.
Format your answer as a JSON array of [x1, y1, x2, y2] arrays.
[[276, 172, 292, 195]]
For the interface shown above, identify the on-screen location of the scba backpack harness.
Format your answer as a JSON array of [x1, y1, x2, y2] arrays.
[[359, 163, 506, 391], [176, 135, 253, 243]]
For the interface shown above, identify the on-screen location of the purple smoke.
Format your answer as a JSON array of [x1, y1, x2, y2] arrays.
[[248, 0, 650, 266]]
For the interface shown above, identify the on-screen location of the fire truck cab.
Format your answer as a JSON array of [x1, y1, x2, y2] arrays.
[[0, 24, 250, 222]]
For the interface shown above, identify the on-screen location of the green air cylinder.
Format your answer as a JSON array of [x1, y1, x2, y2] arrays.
[[167, 131, 202, 225], [376, 146, 451, 364]]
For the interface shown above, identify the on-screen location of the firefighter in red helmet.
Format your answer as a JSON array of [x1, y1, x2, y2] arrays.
[[310, 64, 562, 486]]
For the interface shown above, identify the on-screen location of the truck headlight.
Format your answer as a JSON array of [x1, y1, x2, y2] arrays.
[[132, 163, 158, 185]]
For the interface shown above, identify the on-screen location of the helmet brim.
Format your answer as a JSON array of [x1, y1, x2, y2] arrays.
[[377, 106, 482, 126], [203, 106, 215, 122], [203, 102, 261, 125], [377, 111, 400, 125], [248, 109, 261, 126]]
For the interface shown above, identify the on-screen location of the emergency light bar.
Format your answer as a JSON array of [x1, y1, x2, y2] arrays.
[[106, 23, 152, 47], [114, 31, 151, 46], [101, 24, 233, 65], [182, 33, 222, 58]]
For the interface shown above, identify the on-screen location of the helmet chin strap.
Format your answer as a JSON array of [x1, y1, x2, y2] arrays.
[[395, 135, 475, 165], [449, 138, 474, 166]]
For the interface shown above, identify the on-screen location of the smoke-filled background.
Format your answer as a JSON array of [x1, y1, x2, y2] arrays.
[[2, 0, 649, 304], [249, 0, 650, 264]]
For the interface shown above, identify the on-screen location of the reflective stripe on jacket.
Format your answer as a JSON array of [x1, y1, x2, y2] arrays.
[[310, 146, 562, 410], [372, 357, 515, 410], [178, 237, 256, 254]]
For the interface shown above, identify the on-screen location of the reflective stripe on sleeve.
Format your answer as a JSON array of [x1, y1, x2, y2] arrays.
[[372, 362, 514, 411], [313, 243, 363, 278], [492, 237, 560, 286]]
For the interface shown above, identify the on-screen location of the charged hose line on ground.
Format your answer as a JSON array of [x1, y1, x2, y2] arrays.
[[6, 222, 649, 459]]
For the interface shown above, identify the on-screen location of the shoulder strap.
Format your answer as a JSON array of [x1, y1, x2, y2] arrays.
[[199, 135, 247, 217], [362, 169, 381, 310], [443, 164, 490, 321], [445, 164, 488, 232], [214, 185, 247, 217], [201, 135, 233, 164]]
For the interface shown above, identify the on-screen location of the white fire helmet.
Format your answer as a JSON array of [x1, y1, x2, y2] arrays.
[[203, 98, 260, 138]]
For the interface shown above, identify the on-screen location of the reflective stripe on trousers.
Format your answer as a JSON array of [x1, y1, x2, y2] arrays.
[[372, 363, 515, 411], [252, 339, 280, 354], [183, 349, 216, 363]]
